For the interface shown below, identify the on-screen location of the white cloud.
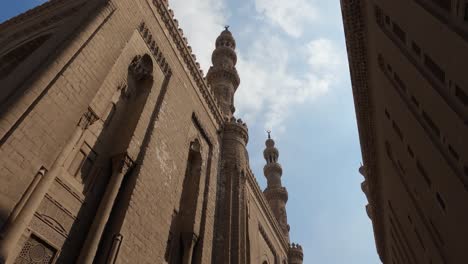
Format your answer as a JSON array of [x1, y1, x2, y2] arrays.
[[235, 36, 344, 132], [254, 0, 319, 37], [170, 0, 345, 133], [169, 0, 228, 71]]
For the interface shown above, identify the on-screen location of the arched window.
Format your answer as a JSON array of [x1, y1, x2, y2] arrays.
[[0, 34, 51, 79]]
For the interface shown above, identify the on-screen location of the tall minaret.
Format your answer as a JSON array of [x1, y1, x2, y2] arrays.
[[263, 131, 290, 241], [263, 133, 304, 264], [211, 28, 249, 264], [206, 26, 240, 117]]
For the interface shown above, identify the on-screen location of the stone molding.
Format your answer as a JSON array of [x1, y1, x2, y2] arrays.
[[206, 66, 240, 89], [259, 224, 279, 263], [212, 46, 237, 65], [264, 187, 288, 203], [340, 0, 385, 260], [152, 0, 224, 126], [246, 169, 289, 251], [263, 162, 283, 176], [137, 22, 172, 77]]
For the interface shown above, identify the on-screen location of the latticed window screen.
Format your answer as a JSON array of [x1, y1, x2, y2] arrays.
[[14, 234, 56, 264]]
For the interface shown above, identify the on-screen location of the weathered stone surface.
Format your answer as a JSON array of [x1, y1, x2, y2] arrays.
[[0, 1, 303, 263]]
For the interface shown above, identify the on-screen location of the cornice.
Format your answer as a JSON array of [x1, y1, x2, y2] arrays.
[[340, 0, 386, 261], [151, 0, 224, 126], [246, 168, 289, 251]]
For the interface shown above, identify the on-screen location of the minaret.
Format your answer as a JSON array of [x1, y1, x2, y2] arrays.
[[211, 28, 249, 264], [263, 132, 304, 264], [206, 26, 240, 117], [263, 131, 290, 241]]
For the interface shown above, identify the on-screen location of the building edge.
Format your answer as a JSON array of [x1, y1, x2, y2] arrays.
[[340, 0, 386, 262]]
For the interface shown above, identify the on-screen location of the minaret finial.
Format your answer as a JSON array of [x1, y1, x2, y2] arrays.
[[267, 130, 271, 139], [225, 25, 230, 30]]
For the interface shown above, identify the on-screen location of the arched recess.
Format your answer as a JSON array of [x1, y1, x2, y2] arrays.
[[166, 139, 204, 264], [0, 34, 52, 80]]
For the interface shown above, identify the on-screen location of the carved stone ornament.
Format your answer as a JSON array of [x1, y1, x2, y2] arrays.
[[111, 153, 135, 174], [78, 108, 99, 129]]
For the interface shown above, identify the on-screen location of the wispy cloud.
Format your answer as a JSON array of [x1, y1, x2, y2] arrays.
[[253, 0, 319, 37], [169, 0, 228, 71], [235, 35, 345, 132], [169, 0, 344, 133]]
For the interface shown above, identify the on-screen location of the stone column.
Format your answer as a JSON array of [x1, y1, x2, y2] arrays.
[[0, 109, 97, 264], [77, 153, 134, 264]]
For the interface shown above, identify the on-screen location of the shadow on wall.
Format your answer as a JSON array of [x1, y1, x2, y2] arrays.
[[53, 54, 156, 262]]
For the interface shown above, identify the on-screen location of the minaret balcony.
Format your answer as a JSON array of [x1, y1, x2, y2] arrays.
[[264, 186, 288, 202], [263, 162, 282, 176], [223, 116, 249, 144], [206, 66, 240, 88], [288, 243, 304, 264]]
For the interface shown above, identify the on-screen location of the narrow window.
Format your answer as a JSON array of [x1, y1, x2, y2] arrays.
[[387, 64, 393, 73], [392, 22, 407, 43], [412, 41, 421, 56], [392, 121, 404, 141], [408, 215, 413, 224], [397, 160, 405, 173], [424, 54, 446, 83], [455, 85, 468, 106], [385, 109, 390, 119], [448, 144, 460, 160], [394, 73, 407, 92], [411, 96, 420, 107], [385, 141, 393, 159], [422, 111, 441, 137], [464, 166, 468, 178], [430, 219, 444, 245], [385, 15, 391, 25], [407, 145, 414, 157], [436, 192, 446, 211], [416, 160, 432, 187], [414, 228, 425, 250]]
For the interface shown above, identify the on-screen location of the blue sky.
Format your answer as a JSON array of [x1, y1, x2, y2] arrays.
[[1, 0, 380, 263]]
